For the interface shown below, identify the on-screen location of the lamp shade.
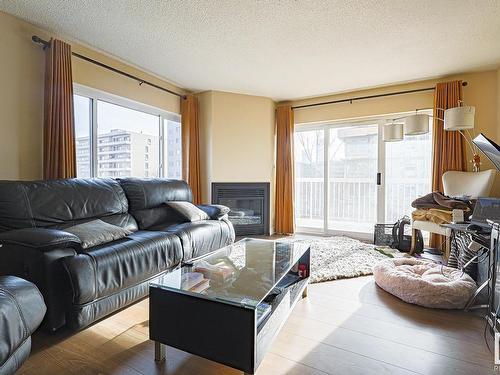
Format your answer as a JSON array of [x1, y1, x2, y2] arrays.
[[404, 114, 429, 135], [444, 106, 475, 130], [383, 123, 404, 142]]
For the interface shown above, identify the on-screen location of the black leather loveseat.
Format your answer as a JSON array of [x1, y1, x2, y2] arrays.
[[0, 276, 46, 375], [0, 178, 234, 331]]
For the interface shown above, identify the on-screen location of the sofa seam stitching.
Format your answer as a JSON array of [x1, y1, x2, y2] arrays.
[[20, 184, 36, 228], [69, 267, 177, 308], [0, 287, 29, 340], [0, 336, 30, 371]]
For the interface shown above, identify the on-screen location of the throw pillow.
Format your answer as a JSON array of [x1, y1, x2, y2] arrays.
[[196, 204, 230, 220], [166, 201, 210, 222], [65, 219, 132, 249]]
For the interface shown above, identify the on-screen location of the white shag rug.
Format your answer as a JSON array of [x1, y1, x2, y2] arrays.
[[295, 236, 397, 283]]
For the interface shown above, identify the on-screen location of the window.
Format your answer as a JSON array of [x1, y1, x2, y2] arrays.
[[164, 119, 182, 179], [74, 95, 92, 178], [96, 100, 159, 178], [385, 129, 433, 222], [295, 111, 433, 238], [73, 85, 182, 179], [294, 129, 324, 229]]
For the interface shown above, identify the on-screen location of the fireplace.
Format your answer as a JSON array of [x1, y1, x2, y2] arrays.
[[212, 182, 270, 236]]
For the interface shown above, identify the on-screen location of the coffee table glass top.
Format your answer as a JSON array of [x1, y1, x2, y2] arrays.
[[151, 238, 308, 308]]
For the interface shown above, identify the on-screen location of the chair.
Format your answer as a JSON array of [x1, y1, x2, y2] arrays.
[[411, 169, 496, 258]]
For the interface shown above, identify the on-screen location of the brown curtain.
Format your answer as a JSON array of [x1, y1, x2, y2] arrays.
[[181, 94, 202, 204], [43, 39, 76, 179], [275, 105, 295, 234], [429, 80, 466, 249]]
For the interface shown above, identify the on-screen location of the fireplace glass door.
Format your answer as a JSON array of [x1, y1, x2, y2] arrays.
[[212, 183, 270, 236], [220, 197, 264, 226]]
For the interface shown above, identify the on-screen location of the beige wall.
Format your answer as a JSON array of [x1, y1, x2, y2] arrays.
[[0, 12, 46, 179], [71, 44, 185, 114], [282, 70, 500, 197], [0, 11, 185, 180], [197, 91, 276, 232], [498, 68, 500, 141]]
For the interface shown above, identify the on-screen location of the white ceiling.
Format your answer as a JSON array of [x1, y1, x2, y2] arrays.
[[2, 0, 500, 100]]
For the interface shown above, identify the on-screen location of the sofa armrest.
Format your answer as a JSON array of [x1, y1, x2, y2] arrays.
[[0, 228, 82, 252], [197, 204, 230, 220], [0, 229, 79, 331], [0, 276, 46, 335]]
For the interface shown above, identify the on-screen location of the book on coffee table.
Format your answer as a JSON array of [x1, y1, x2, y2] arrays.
[[181, 272, 204, 290]]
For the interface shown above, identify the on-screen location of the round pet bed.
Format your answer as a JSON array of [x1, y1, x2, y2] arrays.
[[373, 258, 477, 309]]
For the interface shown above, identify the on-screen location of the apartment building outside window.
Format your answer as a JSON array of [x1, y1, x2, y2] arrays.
[[74, 85, 182, 179]]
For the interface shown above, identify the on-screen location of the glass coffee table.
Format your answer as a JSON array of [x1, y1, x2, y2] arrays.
[[149, 238, 310, 374]]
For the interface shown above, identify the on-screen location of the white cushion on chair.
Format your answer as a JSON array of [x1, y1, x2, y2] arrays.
[[373, 258, 477, 309], [442, 169, 496, 199], [412, 220, 451, 236]]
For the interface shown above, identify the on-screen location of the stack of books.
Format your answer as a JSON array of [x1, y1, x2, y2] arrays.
[[181, 272, 210, 293]]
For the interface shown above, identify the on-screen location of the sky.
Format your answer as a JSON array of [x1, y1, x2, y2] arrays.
[[74, 94, 162, 138]]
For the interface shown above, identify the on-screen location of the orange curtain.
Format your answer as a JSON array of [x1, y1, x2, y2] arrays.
[[275, 105, 295, 234], [181, 94, 202, 204], [43, 39, 76, 179], [429, 80, 466, 249]]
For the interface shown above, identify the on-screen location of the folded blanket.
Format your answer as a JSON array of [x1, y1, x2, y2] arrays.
[[412, 208, 453, 225], [411, 192, 470, 210]]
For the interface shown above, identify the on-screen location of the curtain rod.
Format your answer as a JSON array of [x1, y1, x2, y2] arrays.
[[32, 35, 187, 100], [292, 81, 468, 110]]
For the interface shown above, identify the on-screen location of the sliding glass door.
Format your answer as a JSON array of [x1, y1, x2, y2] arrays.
[[295, 129, 325, 230], [327, 125, 378, 234], [295, 113, 432, 237], [385, 132, 433, 222]]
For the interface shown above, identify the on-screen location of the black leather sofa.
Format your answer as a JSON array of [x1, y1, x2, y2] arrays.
[[0, 178, 234, 331], [0, 276, 46, 375]]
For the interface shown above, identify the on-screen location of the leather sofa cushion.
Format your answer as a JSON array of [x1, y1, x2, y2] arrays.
[[0, 228, 82, 252], [52, 213, 139, 233], [151, 219, 235, 260], [119, 178, 192, 211], [0, 276, 46, 368], [62, 231, 182, 305], [118, 178, 193, 229], [125, 205, 186, 230], [0, 179, 131, 232]]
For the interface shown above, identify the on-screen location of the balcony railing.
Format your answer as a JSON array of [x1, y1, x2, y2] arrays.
[[295, 177, 430, 227]]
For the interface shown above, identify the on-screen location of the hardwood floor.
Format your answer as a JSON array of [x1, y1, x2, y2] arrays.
[[21, 276, 494, 375]]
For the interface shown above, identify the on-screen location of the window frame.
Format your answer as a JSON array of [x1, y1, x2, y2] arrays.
[[74, 83, 181, 178]]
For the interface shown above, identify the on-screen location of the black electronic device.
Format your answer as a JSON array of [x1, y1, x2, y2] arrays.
[[468, 197, 500, 233], [473, 133, 500, 171]]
